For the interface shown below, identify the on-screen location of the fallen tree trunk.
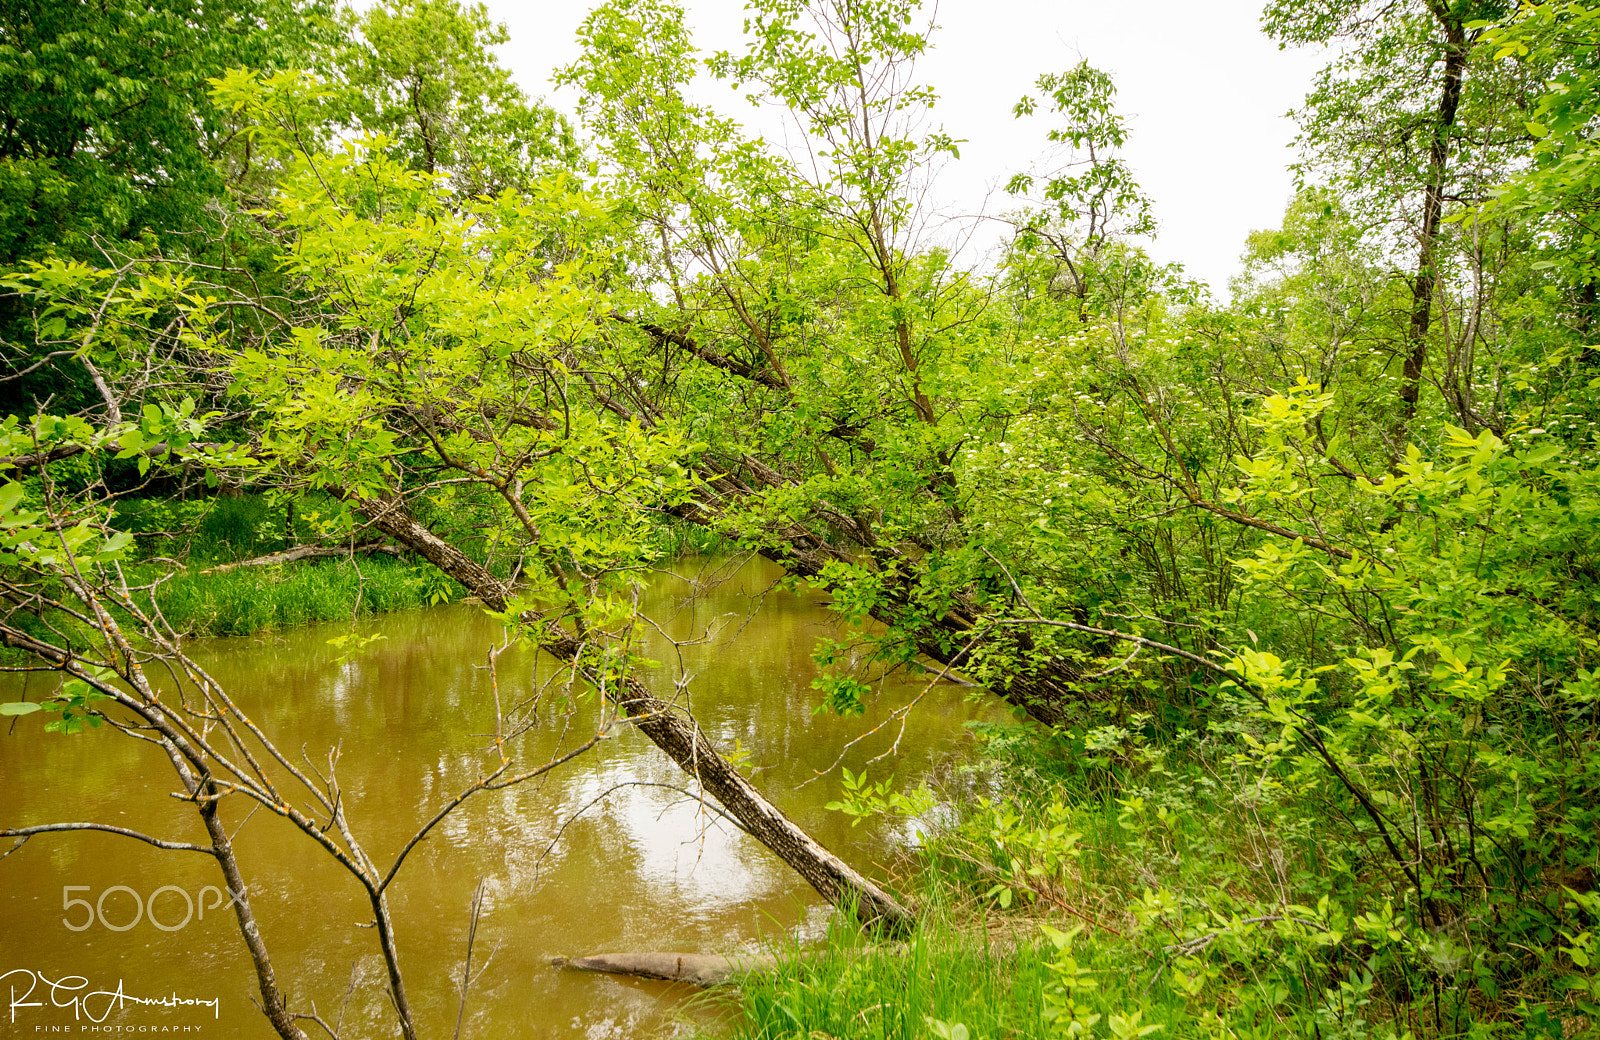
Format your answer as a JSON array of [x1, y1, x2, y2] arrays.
[[199, 542, 405, 575], [552, 951, 780, 986], [353, 498, 916, 934]]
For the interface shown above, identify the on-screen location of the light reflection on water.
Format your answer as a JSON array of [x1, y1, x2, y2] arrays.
[[0, 555, 992, 1038]]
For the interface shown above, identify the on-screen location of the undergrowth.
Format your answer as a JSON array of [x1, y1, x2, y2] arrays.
[[720, 907, 1180, 1040], [702, 717, 1600, 1040]]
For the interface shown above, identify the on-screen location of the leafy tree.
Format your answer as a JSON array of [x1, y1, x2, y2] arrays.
[[2, 62, 919, 936], [0, 0, 333, 418], [1005, 61, 1160, 325], [0, 0, 330, 266], [333, 0, 580, 196], [1265, 0, 1537, 449]]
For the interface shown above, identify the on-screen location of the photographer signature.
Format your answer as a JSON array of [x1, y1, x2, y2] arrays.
[[2, 969, 219, 1023]]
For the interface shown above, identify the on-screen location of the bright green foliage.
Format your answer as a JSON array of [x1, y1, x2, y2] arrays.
[[717, 912, 1176, 1040], [1470, 2, 1600, 326], [823, 767, 933, 827], [1009, 62, 1155, 244], [0, 671, 114, 733], [145, 69, 691, 629], [1001, 60, 1164, 327], [1478, 0, 1600, 207]]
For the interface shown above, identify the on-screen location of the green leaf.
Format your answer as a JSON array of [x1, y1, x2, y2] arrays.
[[116, 427, 146, 457], [0, 702, 43, 716], [0, 481, 24, 515]]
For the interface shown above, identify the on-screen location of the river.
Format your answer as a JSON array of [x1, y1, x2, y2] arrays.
[[0, 556, 991, 1038]]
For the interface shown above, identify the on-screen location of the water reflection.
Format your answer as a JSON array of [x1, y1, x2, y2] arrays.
[[0, 556, 991, 1038]]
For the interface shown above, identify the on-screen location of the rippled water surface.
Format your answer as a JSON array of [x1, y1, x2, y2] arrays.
[[0, 556, 990, 1038]]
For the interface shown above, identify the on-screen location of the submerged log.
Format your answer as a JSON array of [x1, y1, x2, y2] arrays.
[[552, 951, 779, 987]]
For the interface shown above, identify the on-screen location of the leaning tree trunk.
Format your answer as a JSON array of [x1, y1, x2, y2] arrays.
[[626, 322, 1088, 729], [354, 498, 916, 933], [667, 460, 1087, 729]]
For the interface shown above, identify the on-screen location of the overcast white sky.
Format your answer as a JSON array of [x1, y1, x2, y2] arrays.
[[480, 0, 1329, 296]]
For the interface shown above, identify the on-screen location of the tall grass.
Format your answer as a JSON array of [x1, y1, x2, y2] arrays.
[[103, 492, 457, 636], [645, 520, 738, 559], [708, 901, 1187, 1040], [149, 555, 444, 637]]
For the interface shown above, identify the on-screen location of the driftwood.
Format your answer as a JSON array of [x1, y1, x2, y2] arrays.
[[199, 543, 404, 575], [552, 951, 781, 987]]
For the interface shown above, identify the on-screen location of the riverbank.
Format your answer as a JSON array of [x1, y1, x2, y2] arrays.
[[694, 719, 1597, 1040], [151, 553, 442, 635], [102, 493, 734, 638]]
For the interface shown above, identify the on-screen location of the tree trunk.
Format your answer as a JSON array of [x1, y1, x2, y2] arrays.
[[353, 498, 916, 933], [1392, 6, 1468, 459]]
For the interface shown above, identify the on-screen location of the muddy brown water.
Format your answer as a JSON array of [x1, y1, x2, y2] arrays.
[[0, 556, 993, 1038]]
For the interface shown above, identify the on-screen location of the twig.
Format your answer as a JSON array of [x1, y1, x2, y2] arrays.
[[1084, 644, 1142, 680], [0, 822, 217, 856], [198, 543, 402, 575], [452, 878, 487, 1040], [1161, 915, 1327, 959]]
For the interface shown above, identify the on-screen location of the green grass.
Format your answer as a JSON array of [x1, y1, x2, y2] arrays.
[[148, 554, 441, 637], [703, 905, 1188, 1040], [644, 520, 739, 559], [107, 492, 452, 637]]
